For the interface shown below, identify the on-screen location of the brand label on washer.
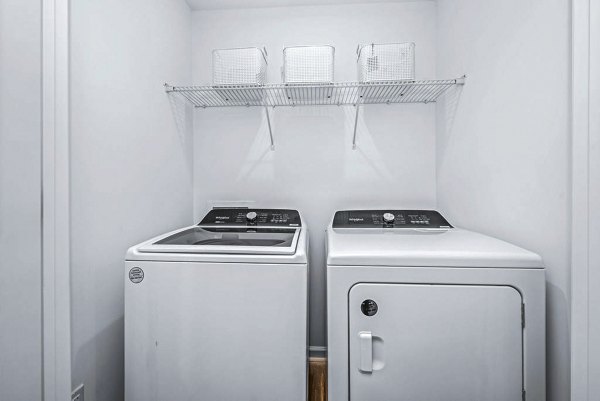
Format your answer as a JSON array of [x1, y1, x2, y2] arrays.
[[129, 267, 144, 284]]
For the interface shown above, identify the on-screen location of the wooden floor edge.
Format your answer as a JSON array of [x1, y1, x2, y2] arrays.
[[308, 357, 327, 401]]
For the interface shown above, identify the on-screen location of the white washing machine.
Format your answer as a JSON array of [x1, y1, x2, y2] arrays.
[[125, 208, 308, 401], [326, 210, 545, 401]]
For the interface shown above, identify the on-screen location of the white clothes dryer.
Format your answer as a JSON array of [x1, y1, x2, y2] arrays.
[[326, 209, 545, 401], [125, 208, 308, 401]]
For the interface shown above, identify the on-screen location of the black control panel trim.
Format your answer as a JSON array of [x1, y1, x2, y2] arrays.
[[332, 210, 452, 229], [199, 208, 302, 227]]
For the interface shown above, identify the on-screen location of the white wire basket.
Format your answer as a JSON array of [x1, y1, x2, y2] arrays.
[[357, 42, 415, 83], [282, 45, 335, 85], [212, 47, 268, 86]]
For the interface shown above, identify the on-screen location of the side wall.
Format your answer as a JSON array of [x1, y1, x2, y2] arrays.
[[589, 0, 600, 393], [0, 1, 43, 400], [435, 1, 571, 400], [70, 1, 193, 400], [191, 1, 438, 347]]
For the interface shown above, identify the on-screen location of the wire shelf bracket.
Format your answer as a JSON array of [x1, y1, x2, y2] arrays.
[[352, 104, 361, 150], [165, 76, 466, 150], [264, 106, 274, 150]]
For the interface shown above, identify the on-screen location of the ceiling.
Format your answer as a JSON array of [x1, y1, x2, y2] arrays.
[[186, 0, 427, 11]]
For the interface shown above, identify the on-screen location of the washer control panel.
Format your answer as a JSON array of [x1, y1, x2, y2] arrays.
[[332, 210, 452, 228], [200, 208, 301, 227]]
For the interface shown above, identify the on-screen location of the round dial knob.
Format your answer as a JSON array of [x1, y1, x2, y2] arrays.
[[383, 213, 395, 224], [246, 211, 258, 222]]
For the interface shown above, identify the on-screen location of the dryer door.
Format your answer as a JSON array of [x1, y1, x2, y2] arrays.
[[349, 283, 523, 401]]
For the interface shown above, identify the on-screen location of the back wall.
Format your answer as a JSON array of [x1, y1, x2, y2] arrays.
[[191, 1, 438, 346]]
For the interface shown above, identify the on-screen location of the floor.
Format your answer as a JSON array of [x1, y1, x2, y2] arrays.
[[309, 357, 327, 401]]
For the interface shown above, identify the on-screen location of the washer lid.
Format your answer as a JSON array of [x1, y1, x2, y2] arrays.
[[138, 226, 301, 255]]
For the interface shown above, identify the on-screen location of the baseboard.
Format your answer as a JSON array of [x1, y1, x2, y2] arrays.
[[309, 346, 327, 359]]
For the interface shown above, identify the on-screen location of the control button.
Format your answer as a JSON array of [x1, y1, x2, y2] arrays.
[[246, 211, 258, 222], [383, 213, 395, 224]]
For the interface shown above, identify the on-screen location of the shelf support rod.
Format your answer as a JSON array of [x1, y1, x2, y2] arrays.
[[352, 104, 360, 150], [264, 106, 275, 151]]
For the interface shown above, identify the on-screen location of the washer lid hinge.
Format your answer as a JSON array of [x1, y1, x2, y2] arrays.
[[522, 389, 526, 401]]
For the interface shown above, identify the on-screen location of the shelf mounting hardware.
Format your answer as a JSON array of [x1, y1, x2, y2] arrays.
[[264, 106, 274, 150]]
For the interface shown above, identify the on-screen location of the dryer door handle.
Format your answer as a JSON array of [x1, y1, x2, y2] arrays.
[[358, 331, 373, 373]]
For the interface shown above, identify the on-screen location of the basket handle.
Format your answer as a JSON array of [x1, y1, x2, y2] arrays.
[[356, 44, 364, 62], [356, 43, 376, 61], [261, 47, 268, 64]]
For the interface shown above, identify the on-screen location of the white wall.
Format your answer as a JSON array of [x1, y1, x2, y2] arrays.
[[588, 2, 600, 394], [0, 1, 43, 400], [574, 1, 600, 398], [191, 1, 438, 346], [435, 1, 571, 400], [66, 1, 574, 398], [70, 1, 193, 399]]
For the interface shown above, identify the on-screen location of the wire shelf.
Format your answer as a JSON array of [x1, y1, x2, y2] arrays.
[[166, 78, 464, 108], [166, 77, 465, 150]]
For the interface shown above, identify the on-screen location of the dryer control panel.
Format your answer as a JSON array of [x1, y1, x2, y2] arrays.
[[199, 208, 302, 227], [332, 210, 452, 228]]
